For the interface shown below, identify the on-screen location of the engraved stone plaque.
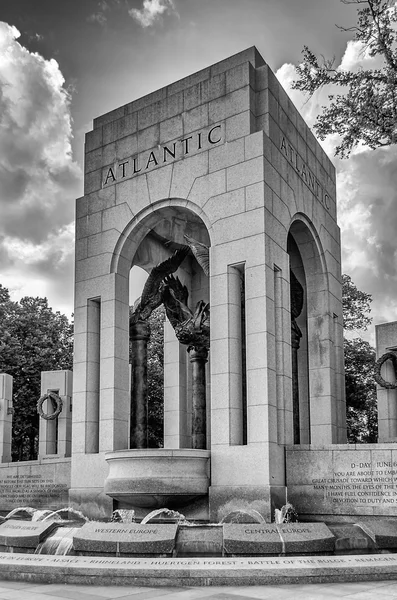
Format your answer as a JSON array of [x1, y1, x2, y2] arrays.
[[73, 522, 178, 555], [0, 519, 58, 548], [223, 523, 282, 555], [277, 522, 335, 553]]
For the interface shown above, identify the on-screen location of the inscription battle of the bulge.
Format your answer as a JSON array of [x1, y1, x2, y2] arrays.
[[0, 474, 67, 505], [313, 461, 397, 505]]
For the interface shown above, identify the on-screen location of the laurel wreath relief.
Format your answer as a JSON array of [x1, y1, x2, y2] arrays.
[[374, 351, 397, 390], [37, 391, 63, 420]]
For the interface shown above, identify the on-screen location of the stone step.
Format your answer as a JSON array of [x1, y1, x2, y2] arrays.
[[0, 552, 396, 586]]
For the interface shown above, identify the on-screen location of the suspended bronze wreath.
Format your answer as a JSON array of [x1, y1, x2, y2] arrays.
[[37, 391, 63, 420], [374, 351, 397, 389]]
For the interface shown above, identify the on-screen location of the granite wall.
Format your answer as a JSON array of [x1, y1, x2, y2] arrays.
[[0, 458, 70, 515], [286, 444, 397, 519]]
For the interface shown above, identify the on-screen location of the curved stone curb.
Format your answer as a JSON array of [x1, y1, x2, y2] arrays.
[[0, 553, 397, 586]]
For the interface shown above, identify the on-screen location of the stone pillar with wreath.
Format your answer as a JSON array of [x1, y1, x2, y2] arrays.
[[0, 373, 13, 463], [374, 322, 397, 442], [37, 370, 73, 458]]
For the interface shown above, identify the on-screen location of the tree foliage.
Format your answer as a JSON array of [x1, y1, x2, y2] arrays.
[[293, 0, 397, 157], [342, 273, 372, 331], [342, 275, 377, 442], [344, 337, 378, 441], [0, 285, 73, 461], [146, 306, 165, 448]]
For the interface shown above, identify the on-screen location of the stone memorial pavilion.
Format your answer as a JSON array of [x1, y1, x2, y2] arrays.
[[70, 45, 344, 521], [2, 47, 395, 528]]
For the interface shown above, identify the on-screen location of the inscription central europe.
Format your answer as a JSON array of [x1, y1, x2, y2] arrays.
[[102, 123, 224, 188]]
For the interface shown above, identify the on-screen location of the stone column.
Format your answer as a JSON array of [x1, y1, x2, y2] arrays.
[[291, 322, 302, 445], [163, 320, 189, 449], [130, 320, 150, 448], [189, 347, 208, 449], [227, 265, 244, 445], [0, 374, 13, 463]]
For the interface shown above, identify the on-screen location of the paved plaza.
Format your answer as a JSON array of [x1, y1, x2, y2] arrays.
[[0, 579, 397, 600]]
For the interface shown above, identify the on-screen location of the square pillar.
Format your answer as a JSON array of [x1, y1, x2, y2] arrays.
[[0, 374, 13, 463], [163, 320, 189, 448], [376, 322, 397, 441], [39, 370, 72, 458]]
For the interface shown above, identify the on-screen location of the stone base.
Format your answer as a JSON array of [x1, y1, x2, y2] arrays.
[[69, 488, 114, 521], [104, 449, 210, 509], [1, 552, 397, 586], [209, 485, 287, 523]]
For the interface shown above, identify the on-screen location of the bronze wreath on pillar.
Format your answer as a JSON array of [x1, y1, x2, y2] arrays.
[[374, 351, 397, 389], [37, 392, 63, 420]]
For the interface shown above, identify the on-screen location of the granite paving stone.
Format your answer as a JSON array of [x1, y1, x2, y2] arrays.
[[11, 584, 138, 598], [0, 581, 397, 600], [39, 590, 119, 600]]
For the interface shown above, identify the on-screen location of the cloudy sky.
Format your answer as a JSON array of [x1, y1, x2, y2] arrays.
[[0, 0, 395, 342]]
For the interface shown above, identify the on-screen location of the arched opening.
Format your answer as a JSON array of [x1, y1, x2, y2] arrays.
[[122, 204, 211, 452], [287, 216, 329, 445], [288, 233, 310, 444]]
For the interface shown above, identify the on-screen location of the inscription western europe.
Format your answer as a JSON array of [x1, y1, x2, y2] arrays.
[[102, 124, 223, 188], [280, 136, 331, 212]]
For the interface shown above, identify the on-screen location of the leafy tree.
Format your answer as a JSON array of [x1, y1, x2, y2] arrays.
[[344, 337, 377, 441], [293, 0, 397, 157], [342, 275, 378, 442], [0, 285, 73, 461], [342, 273, 372, 331], [146, 306, 165, 448]]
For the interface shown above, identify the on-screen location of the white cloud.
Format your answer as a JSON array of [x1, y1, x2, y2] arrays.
[[87, 12, 108, 26], [0, 22, 82, 315], [87, 1, 122, 27], [28, 33, 44, 42], [2, 224, 75, 317], [276, 39, 397, 336], [129, 0, 177, 28], [3, 224, 74, 267]]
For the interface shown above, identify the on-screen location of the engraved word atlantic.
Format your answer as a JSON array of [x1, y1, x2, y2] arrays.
[[280, 136, 331, 212], [102, 124, 223, 188]]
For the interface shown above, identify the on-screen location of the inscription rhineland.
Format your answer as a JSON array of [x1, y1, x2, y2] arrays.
[[102, 123, 224, 188]]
